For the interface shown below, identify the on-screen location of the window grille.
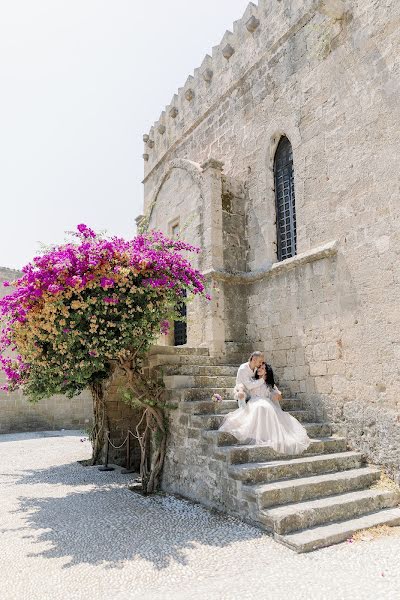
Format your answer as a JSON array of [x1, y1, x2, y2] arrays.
[[174, 294, 187, 346], [274, 136, 297, 261]]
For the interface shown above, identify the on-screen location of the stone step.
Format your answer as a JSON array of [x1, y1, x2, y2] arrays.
[[202, 426, 334, 449], [242, 467, 381, 508], [168, 388, 235, 402], [228, 451, 363, 484], [261, 488, 400, 535], [275, 506, 400, 553], [198, 414, 317, 448], [183, 403, 313, 422], [211, 436, 347, 462], [149, 345, 209, 356], [179, 400, 238, 414], [300, 422, 332, 437], [285, 410, 314, 423], [149, 354, 235, 367], [158, 364, 238, 377], [163, 374, 237, 389], [192, 414, 328, 435], [191, 392, 304, 418]]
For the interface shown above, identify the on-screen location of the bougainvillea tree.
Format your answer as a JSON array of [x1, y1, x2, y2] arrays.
[[0, 224, 208, 492]]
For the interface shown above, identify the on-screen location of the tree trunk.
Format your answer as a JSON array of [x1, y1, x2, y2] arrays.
[[89, 381, 108, 465]]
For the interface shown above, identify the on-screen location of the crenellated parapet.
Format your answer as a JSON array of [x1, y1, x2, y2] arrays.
[[141, 0, 346, 178], [0, 266, 22, 280]]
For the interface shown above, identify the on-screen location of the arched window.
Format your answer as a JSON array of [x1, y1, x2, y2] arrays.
[[174, 292, 187, 346], [274, 136, 297, 261]]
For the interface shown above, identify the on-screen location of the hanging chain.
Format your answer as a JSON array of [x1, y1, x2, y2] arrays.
[[105, 429, 139, 449]]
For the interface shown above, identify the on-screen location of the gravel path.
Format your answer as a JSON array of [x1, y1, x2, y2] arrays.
[[1, 431, 399, 600]]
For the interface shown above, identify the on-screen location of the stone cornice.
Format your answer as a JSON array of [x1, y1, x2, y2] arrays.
[[203, 240, 338, 284]]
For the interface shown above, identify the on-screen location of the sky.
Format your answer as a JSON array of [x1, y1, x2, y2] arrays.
[[0, 0, 250, 269]]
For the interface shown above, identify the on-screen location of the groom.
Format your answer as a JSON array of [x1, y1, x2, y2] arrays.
[[234, 351, 265, 408]]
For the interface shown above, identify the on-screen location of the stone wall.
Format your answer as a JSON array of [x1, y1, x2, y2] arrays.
[[0, 267, 93, 433], [161, 404, 246, 518], [140, 0, 400, 480], [246, 245, 400, 482]]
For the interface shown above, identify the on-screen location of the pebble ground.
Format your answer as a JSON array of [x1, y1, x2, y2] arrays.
[[1, 431, 399, 600]]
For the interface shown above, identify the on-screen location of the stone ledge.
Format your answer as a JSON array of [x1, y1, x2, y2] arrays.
[[203, 240, 339, 284]]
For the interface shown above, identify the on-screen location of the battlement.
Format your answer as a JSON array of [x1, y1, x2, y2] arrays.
[[0, 266, 22, 280], [142, 0, 345, 179]]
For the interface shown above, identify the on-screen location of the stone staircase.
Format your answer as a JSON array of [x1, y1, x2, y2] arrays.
[[151, 347, 400, 553]]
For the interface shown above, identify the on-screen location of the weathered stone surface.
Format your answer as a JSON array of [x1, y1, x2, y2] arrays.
[[155, 348, 400, 552], [261, 489, 400, 535], [141, 0, 399, 489], [277, 508, 400, 553], [242, 467, 381, 508]]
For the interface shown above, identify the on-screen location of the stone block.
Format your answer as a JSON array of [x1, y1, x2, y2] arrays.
[[327, 360, 346, 375], [314, 376, 333, 394], [309, 362, 327, 376], [294, 365, 309, 380], [283, 367, 295, 381]]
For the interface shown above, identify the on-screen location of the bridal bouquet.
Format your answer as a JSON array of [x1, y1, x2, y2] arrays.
[[211, 393, 222, 403]]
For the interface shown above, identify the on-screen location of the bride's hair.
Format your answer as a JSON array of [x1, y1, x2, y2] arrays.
[[255, 362, 275, 387]]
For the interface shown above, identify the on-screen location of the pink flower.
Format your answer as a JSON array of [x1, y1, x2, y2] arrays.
[[48, 284, 64, 294], [77, 224, 96, 238], [160, 320, 170, 335], [212, 393, 223, 403], [100, 277, 115, 289], [0, 224, 211, 390]]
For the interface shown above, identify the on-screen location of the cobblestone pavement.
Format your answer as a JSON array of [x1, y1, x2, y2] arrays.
[[1, 432, 400, 600]]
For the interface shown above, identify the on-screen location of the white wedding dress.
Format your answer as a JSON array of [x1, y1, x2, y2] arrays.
[[218, 380, 312, 455]]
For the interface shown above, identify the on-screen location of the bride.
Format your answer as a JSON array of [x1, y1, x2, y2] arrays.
[[218, 362, 312, 455]]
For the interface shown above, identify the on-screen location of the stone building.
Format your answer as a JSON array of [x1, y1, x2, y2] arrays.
[[138, 0, 400, 486]]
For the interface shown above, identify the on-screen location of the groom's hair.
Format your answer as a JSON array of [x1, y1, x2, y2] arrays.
[[249, 351, 263, 361]]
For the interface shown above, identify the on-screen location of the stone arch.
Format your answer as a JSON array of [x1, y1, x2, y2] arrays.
[[264, 120, 301, 204], [147, 159, 205, 228], [146, 159, 206, 348]]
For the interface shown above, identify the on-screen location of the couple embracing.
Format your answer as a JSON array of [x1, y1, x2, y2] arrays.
[[218, 351, 311, 455]]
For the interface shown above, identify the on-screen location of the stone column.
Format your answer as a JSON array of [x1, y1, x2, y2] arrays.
[[201, 159, 224, 271], [200, 159, 226, 357]]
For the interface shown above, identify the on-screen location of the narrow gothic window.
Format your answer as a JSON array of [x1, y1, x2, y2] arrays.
[[174, 303, 187, 346], [274, 136, 297, 261], [169, 220, 187, 345], [174, 291, 187, 346]]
